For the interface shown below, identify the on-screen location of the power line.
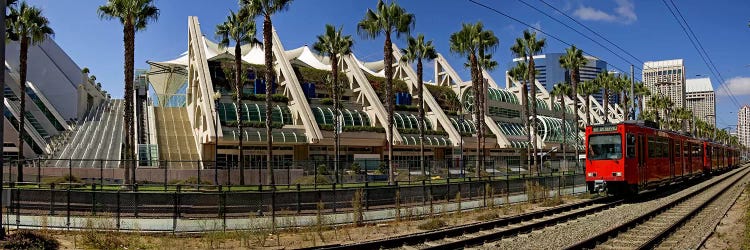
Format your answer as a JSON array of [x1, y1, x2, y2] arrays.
[[662, 0, 740, 107], [465, 0, 636, 80], [515, 0, 645, 75], [665, 0, 742, 108]]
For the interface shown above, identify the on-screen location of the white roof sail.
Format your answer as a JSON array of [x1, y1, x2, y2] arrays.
[[351, 53, 386, 77], [290, 46, 330, 71], [241, 45, 265, 65]]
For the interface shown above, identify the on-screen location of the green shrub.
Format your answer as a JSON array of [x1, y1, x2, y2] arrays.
[[42, 174, 84, 188], [292, 175, 331, 185], [319, 98, 334, 105], [398, 128, 448, 136], [168, 176, 212, 186], [395, 105, 419, 112], [316, 164, 330, 176], [3, 230, 59, 250], [349, 162, 362, 175], [417, 219, 447, 230]]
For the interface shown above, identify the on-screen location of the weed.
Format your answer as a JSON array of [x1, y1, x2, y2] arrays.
[[417, 219, 447, 230], [476, 212, 499, 221], [316, 201, 326, 242], [395, 189, 401, 222], [3, 230, 59, 250], [352, 189, 364, 226]]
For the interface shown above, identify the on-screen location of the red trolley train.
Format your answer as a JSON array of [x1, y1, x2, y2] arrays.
[[585, 121, 741, 195]]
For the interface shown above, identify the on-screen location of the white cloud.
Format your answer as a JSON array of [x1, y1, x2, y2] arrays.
[[718, 77, 750, 96], [573, 0, 637, 24]]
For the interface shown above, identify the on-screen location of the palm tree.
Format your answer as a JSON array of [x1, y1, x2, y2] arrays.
[[596, 72, 617, 124], [633, 81, 650, 118], [559, 45, 586, 169], [515, 30, 545, 174], [358, 0, 414, 184], [8, 2, 53, 182], [313, 24, 353, 184], [550, 82, 571, 171], [215, 9, 258, 185], [99, 0, 159, 185], [450, 23, 482, 176], [617, 74, 631, 120], [475, 26, 498, 175], [243, 0, 293, 188], [672, 107, 692, 133], [400, 34, 436, 178], [578, 80, 599, 126], [508, 61, 532, 173]]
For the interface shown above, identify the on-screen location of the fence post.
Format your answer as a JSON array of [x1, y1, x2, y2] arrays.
[[421, 180, 426, 206], [68, 158, 72, 180], [197, 163, 202, 191], [173, 185, 180, 233], [66, 185, 71, 231], [296, 184, 301, 214], [92, 184, 97, 215], [49, 184, 55, 216], [221, 187, 227, 231], [100, 160, 104, 189], [364, 182, 369, 211], [14, 185, 19, 229], [134, 183, 140, 217], [332, 183, 337, 213], [163, 160, 168, 191], [116, 190, 121, 230], [36, 160, 41, 187]]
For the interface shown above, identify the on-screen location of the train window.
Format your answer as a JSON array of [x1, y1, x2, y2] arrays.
[[588, 134, 622, 160], [647, 136, 669, 158], [626, 134, 636, 158]]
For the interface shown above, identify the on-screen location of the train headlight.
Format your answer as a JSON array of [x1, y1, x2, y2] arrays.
[[587, 172, 596, 177], [612, 172, 622, 177]]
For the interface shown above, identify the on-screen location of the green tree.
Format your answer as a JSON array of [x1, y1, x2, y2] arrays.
[[8, 2, 53, 182], [215, 9, 258, 185], [400, 34, 436, 178], [550, 82, 571, 170], [242, 0, 294, 188], [513, 30, 545, 174], [313, 24, 353, 184], [617, 74, 632, 120], [98, 0, 159, 185], [672, 107, 692, 133], [595, 72, 618, 124], [508, 61, 535, 173], [357, 0, 414, 184], [577, 80, 600, 126], [633, 81, 650, 118], [559, 45, 587, 165], [475, 27, 498, 175]]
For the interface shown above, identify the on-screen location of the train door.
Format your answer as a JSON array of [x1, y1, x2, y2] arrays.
[[638, 134, 646, 187], [667, 138, 675, 179]]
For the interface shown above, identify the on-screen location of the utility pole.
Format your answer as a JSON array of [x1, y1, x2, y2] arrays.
[[630, 65, 635, 120]]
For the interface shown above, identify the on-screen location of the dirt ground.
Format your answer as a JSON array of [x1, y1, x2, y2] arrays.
[[8, 194, 588, 249], [701, 186, 748, 250]]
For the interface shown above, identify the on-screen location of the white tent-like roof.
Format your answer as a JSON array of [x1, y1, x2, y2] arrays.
[[351, 54, 385, 77], [288, 45, 330, 71]]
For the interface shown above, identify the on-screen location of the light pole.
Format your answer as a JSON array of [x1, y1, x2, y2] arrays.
[[541, 147, 558, 174]]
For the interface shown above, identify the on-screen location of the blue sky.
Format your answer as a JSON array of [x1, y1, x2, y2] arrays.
[[23, 0, 750, 129]]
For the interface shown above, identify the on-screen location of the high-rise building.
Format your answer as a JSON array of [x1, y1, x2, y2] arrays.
[[511, 53, 609, 103], [642, 59, 686, 117], [739, 105, 750, 150], [685, 77, 715, 127]]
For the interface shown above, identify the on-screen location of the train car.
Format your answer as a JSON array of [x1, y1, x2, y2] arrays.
[[585, 121, 704, 195]]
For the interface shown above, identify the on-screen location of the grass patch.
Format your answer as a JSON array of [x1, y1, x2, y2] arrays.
[[41, 174, 85, 188], [475, 212, 499, 221], [2, 230, 59, 250], [417, 219, 447, 230]]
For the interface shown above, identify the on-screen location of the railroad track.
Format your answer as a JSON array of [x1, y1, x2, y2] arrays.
[[304, 196, 622, 250], [565, 166, 750, 250]]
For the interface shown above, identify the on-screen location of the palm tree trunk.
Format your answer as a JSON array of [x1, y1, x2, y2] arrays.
[[332, 55, 340, 185], [124, 23, 136, 185], [603, 88, 609, 124], [263, 14, 275, 188], [470, 53, 480, 178], [16, 36, 28, 182], [529, 58, 538, 174], [384, 31, 395, 185], [571, 70, 579, 170], [560, 95, 566, 171], [417, 58, 425, 178], [477, 49, 485, 177], [235, 44, 244, 186], [521, 80, 530, 174]]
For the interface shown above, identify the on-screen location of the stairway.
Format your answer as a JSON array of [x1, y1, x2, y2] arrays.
[[50, 99, 124, 168], [153, 107, 200, 169]]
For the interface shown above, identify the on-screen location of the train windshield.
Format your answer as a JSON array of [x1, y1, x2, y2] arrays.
[[588, 134, 622, 160]]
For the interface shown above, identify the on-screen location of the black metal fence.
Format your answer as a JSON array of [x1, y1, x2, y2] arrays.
[[0, 172, 585, 232]]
